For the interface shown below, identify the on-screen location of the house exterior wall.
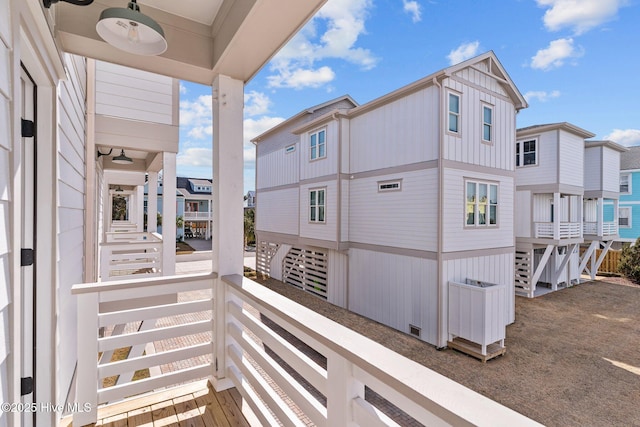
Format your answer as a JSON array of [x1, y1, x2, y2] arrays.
[[618, 170, 640, 242], [56, 53, 87, 403], [256, 142, 299, 189], [299, 121, 338, 180], [515, 190, 532, 238], [256, 187, 299, 235], [327, 249, 348, 307], [299, 180, 338, 245], [95, 61, 175, 125], [602, 148, 621, 193], [558, 130, 584, 187], [584, 147, 602, 191], [348, 248, 438, 345], [516, 130, 558, 185]]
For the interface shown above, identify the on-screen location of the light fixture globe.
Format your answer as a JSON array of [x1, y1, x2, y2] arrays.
[[96, 0, 167, 56], [112, 149, 133, 164]]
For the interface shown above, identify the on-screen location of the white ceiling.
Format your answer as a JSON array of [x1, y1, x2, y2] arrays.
[[137, 0, 223, 26]]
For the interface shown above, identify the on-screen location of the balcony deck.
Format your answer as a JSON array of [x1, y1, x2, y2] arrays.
[[59, 379, 249, 427]]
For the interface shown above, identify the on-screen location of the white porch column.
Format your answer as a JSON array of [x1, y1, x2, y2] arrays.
[[136, 185, 144, 232], [597, 197, 604, 237], [212, 75, 244, 391], [578, 195, 583, 239], [162, 153, 177, 275], [553, 192, 560, 240], [147, 171, 158, 233]]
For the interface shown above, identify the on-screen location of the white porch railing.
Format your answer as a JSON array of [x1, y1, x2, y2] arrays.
[[72, 272, 541, 427], [110, 220, 138, 233], [583, 221, 618, 236], [184, 211, 212, 220], [534, 222, 581, 239], [100, 232, 162, 281]]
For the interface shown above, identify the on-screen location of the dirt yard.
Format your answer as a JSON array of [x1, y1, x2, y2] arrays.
[[253, 275, 640, 427]]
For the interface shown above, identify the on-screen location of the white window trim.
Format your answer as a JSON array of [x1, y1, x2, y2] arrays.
[[482, 104, 493, 144], [620, 173, 631, 195], [309, 128, 327, 161], [619, 206, 632, 228], [309, 187, 326, 224], [378, 179, 402, 192], [465, 179, 499, 227], [516, 138, 538, 168], [447, 91, 461, 136]]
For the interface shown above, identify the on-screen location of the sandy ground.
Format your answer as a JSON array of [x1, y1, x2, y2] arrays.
[[251, 275, 640, 427]]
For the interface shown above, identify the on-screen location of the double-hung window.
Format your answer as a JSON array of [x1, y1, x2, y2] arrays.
[[620, 174, 630, 194], [310, 129, 326, 160], [482, 105, 493, 142], [309, 188, 325, 223], [516, 139, 537, 167], [448, 93, 460, 134], [619, 207, 631, 228], [466, 180, 498, 226]]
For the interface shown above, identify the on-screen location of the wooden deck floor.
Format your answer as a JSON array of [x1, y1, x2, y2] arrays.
[[59, 380, 250, 427]]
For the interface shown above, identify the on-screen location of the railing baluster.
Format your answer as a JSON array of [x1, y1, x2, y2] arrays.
[[75, 292, 100, 426]]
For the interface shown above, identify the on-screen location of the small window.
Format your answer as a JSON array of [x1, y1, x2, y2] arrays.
[[516, 139, 537, 167], [285, 144, 296, 154], [378, 180, 402, 192], [466, 180, 498, 227], [309, 188, 325, 223], [619, 207, 631, 228], [620, 174, 630, 194], [310, 129, 326, 160], [448, 93, 460, 134], [482, 105, 492, 142]]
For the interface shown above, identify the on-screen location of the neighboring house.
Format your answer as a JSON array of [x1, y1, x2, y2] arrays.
[[616, 146, 640, 246], [143, 178, 186, 236], [245, 190, 256, 209], [514, 124, 626, 297], [178, 177, 214, 239], [254, 52, 527, 349]]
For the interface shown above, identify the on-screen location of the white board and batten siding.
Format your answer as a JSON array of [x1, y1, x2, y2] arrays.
[[256, 188, 299, 235], [57, 53, 88, 405], [327, 250, 348, 308], [602, 147, 621, 193], [516, 130, 558, 186], [583, 146, 602, 192], [348, 248, 439, 345], [443, 74, 516, 171], [0, 3, 11, 422], [558, 130, 584, 188], [441, 167, 514, 252], [299, 180, 338, 243], [515, 190, 532, 238], [348, 169, 438, 252], [349, 87, 439, 174], [95, 61, 175, 125], [256, 143, 299, 189], [299, 120, 338, 180]]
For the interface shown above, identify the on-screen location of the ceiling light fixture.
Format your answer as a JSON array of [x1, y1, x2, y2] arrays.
[[112, 149, 134, 165], [96, 0, 167, 56], [97, 148, 113, 160]]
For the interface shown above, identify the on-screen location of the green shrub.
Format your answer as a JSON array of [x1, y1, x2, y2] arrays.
[[618, 238, 640, 283]]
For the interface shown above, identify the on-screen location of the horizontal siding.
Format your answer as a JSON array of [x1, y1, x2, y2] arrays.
[[299, 121, 338, 180], [348, 248, 438, 345], [348, 168, 437, 251], [299, 181, 338, 243], [443, 252, 515, 326], [349, 87, 439, 173], [558, 130, 584, 187], [515, 190, 531, 238], [516, 130, 557, 185], [256, 188, 299, 235], [95, 61, 173, 125], [256, 143, 299, 189], [442, 77, 516, 171], [583, 147, 602, 191], [442, 167, 514, 252], [602, 148, 621, 193]]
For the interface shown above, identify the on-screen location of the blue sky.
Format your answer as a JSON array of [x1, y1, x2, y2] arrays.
[[177, 0, 640, 193]]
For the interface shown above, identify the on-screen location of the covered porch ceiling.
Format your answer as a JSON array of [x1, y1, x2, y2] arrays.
[[52, 0, 326, 85]]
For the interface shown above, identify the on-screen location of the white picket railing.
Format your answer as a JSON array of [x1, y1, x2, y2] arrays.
[[109, 220, 138, 233], [72, 272, 541, 427], [534, 222, 581, 239], [184, 211, 212, 220], [583, 221, 618, 236], [100, 232, 162, 281]]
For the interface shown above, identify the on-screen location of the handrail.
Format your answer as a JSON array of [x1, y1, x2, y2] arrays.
[[72, 271, 217, 294]]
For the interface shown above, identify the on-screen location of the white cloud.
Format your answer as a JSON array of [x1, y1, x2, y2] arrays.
[[605, 129, 640, 147], [447, 41, 480, 65], [530, 38, 582, 70], [179, 83, 187, 94], [403, 0, 422, 23], [244, 91, 271, 116], [177, 147, 213, 167], [537, 0, 622, 34], [267, 0, 377, 90], [523, 90, 561, 102], [180, 94, 213, 140]]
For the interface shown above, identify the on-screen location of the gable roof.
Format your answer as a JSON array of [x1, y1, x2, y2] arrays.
[[620, 146, 640, 170], [517, 122, 595, 139]]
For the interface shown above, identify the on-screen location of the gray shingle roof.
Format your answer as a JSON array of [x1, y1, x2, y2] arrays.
[[620, 146, 640, 170]]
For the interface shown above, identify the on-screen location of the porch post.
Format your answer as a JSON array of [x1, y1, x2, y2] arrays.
[[148, 171, 158, 233], [553, 192, 560, 239], [135, 185, 144, 232], [211, 74, 244, 391], [162, 153, 177, 275], [578, 195, 583, 239]]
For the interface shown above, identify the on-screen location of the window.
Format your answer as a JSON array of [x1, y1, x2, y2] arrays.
[[285, 144, 296, 153], [620, 174, 631, 194], [310, 129, 326, 160], [309, 188, 325, 223], [448, 93, 460, 133], [619, 207, 631, 228], [378, 179, 402, 192], [482, 105, 492, 142], [466, 180, 498, 226], [516, 139, 537, 167]]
